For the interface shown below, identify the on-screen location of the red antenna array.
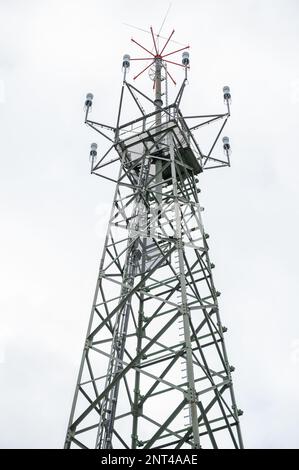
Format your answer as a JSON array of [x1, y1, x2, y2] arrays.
[[130, 26, 190, 86]]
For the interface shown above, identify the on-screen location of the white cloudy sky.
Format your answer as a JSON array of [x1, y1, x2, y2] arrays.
[[0, 0, 299, 449]]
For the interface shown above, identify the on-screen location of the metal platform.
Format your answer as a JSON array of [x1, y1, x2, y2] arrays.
[[116, 117, 203, 183]]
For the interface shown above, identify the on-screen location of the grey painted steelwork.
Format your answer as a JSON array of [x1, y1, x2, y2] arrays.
[[64, 33, 243, 450]]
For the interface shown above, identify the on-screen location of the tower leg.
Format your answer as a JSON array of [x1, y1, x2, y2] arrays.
[[169, 134, 200, 448]]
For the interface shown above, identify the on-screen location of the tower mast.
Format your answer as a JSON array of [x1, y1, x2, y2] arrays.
[[64, 27, 243, 450]]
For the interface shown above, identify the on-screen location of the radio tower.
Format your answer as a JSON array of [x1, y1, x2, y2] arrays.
[[64, 27, 243, 450]]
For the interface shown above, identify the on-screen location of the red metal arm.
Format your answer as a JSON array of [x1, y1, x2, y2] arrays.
[[150, 26, 159, 55], [162, 45, 190, 59], [160, 29, 175, 56], [131, 38, 155, 57], [133, 60, 155, 80]]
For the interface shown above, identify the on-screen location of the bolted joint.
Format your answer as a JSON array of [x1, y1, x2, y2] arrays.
[[131, 400, 143, 417], [85, 338, 92, 350], [232, 404, 244, 417], [181, 303, 190, 316], [98, 269, 105, 279], [131, 434, 144, 448], [184, 387, 197, 403], [65, 430, 75, 442], [176, 239, 184, 250]]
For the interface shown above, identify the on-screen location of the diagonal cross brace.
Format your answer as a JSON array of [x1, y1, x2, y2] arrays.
[[70, 309, 181, 432], [88, 244, 177, 341]]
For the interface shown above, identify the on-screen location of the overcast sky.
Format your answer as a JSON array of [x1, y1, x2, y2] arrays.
[[0, 0, 299, 449]]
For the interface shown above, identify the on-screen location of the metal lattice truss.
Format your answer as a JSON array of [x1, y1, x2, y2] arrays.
[[64, 68, 243, 449]]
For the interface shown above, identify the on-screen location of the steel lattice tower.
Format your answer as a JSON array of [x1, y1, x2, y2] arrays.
[[64, 27, 243, 450]]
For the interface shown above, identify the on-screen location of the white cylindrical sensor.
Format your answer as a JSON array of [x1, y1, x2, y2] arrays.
[[223, 86, 231, 100], [91, 142, 98, 151], [223, 136, 230, 150], [182, 51, 190, 66], [85, 92, 94, 107], [122, 54, 130, 69]]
